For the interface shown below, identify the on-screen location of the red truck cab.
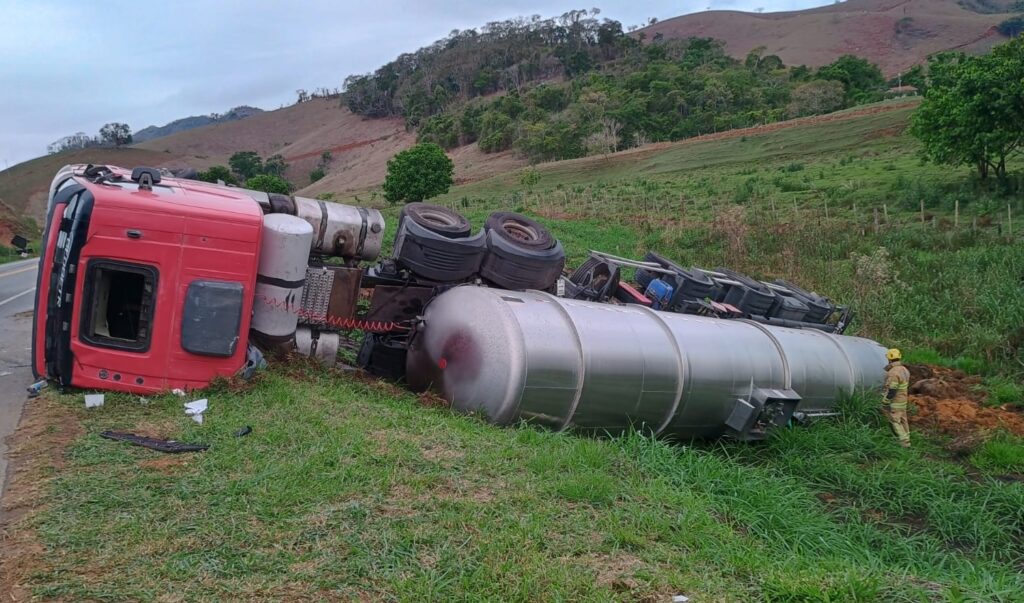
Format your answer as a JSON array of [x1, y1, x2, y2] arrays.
[[32, 165, 264, 393]]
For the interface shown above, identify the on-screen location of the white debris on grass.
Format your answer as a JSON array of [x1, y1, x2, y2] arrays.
[[672, 595, 690, 602], [171, 388, 186, 397], [184, 398, 208, 424], [84, 394, 104, 408]]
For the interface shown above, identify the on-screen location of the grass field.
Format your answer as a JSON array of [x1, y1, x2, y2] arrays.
[[13, 368, 1024, 602], [5, 101, 1024, 601]]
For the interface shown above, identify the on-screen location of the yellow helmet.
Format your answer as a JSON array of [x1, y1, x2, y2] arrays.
[[886, 348, 902, 362]]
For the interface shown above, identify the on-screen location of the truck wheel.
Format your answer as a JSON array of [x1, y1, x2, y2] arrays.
[[485, 212, 554, 250], [401, 203, 471, 238], [480, 229, 565, 291], [394, 218, 486, 282]]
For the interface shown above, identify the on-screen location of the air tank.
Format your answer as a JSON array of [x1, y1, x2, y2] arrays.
[[294, 196, 385, 260], [407, 286, 886, 440], [251, 214, 314, 345], [295, 326, 340, 365]]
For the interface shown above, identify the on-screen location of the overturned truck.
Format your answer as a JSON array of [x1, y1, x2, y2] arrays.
[[33, 164, 885, 441]]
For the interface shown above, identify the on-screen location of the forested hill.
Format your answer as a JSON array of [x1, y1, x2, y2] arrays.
[[342, 9, 903, 164]]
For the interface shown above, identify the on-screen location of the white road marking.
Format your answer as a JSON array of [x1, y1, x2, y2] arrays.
[[0, 287, 36, 307]]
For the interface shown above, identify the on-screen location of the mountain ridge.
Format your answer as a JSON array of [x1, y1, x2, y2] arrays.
[[133, 105, 264, 143]]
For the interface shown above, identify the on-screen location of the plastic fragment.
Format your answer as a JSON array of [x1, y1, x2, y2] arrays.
[[184, 398, 208, 424]]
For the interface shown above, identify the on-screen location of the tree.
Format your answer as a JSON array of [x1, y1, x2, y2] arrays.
[[245, 174, 292, 194], [787, 80, 846, 117], [99, 122, 132, 147], [382, 143, 454, 204], [910, 39, 1024, 181], [816, 55, 885, 103], [998, 16, 1024, 38], [47, 132, 95, 154], [197, 165, 238, 185], [229, 151, 263, 180], [264, 154, 287, 177]]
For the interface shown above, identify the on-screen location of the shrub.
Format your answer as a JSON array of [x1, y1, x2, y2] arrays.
[[245, 174, 292, 194], [197, 165, 238, 185], [383, 143, 454, 204], [998, 16, 1024, 38]]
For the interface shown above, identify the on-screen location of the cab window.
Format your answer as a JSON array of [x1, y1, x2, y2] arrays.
[[80, 260, 157, 351]]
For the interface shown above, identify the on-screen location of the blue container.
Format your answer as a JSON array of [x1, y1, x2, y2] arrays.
[[644, 279, 675, 310]]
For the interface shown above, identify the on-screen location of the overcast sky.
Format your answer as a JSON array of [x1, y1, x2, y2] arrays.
[[0, 0, 832, 168]]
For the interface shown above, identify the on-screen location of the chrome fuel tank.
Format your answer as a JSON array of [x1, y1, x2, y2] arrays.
[[407, 286, 886, 440]]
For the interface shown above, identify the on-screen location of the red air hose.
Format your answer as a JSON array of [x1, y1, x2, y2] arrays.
[[254, 294, 411, 333]]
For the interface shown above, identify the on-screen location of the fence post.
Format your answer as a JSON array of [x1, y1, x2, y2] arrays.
[[873, 207, 879, 234], [920, 199, 925, 224], [883, 203, 888, 223], [954, 199, 959, 228]]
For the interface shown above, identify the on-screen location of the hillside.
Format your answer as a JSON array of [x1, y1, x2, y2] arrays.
[[639, 0, 1010, 75], [0, 147, 197, 224], [429, 97, 1022, 378], [0, 2, 1017, 225], [0, 98, 525, 224], [132, 105, 264, 143]]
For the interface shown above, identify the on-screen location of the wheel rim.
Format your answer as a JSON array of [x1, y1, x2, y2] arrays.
[[502, 220, 538, 242], [419, 209, 456, 228]]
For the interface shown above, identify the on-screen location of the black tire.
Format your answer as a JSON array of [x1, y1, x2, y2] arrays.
[[394, 219, 485, 282], [401, 203, 471, 238], [480, 230, 565, 291], [485, 212, 554, 250], [568, 256, 619, 302]]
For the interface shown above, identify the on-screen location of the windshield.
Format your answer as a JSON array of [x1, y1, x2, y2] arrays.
[[42, 183, 94, 382]]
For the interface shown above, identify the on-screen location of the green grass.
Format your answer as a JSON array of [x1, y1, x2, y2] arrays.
[[26, 369, 1024, 601]]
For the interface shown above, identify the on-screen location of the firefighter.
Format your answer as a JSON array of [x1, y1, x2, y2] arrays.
[[883, 348, 911, 447]]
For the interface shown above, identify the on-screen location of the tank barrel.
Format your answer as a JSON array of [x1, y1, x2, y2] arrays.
[[407, 286, 886, 441]]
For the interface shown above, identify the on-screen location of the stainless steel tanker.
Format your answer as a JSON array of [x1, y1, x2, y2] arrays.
[[407, 286, 886, 440]]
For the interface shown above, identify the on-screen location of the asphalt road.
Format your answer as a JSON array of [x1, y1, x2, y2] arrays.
[[0, 258, 39, 499]]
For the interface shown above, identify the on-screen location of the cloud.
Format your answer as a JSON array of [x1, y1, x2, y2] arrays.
[[0, 0, 830, 167]]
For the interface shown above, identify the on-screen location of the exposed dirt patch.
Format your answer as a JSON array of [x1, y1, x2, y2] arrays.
[[913, 397, 1024, 437], [638, 0, 1006, 76], [416, 391, 451, 409], [906, 365, 1024, 437], [0, 396, 82, 601], [130, 418, 184, 441], [0, 220, 16, 247], [568, 551, 669, 599]]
